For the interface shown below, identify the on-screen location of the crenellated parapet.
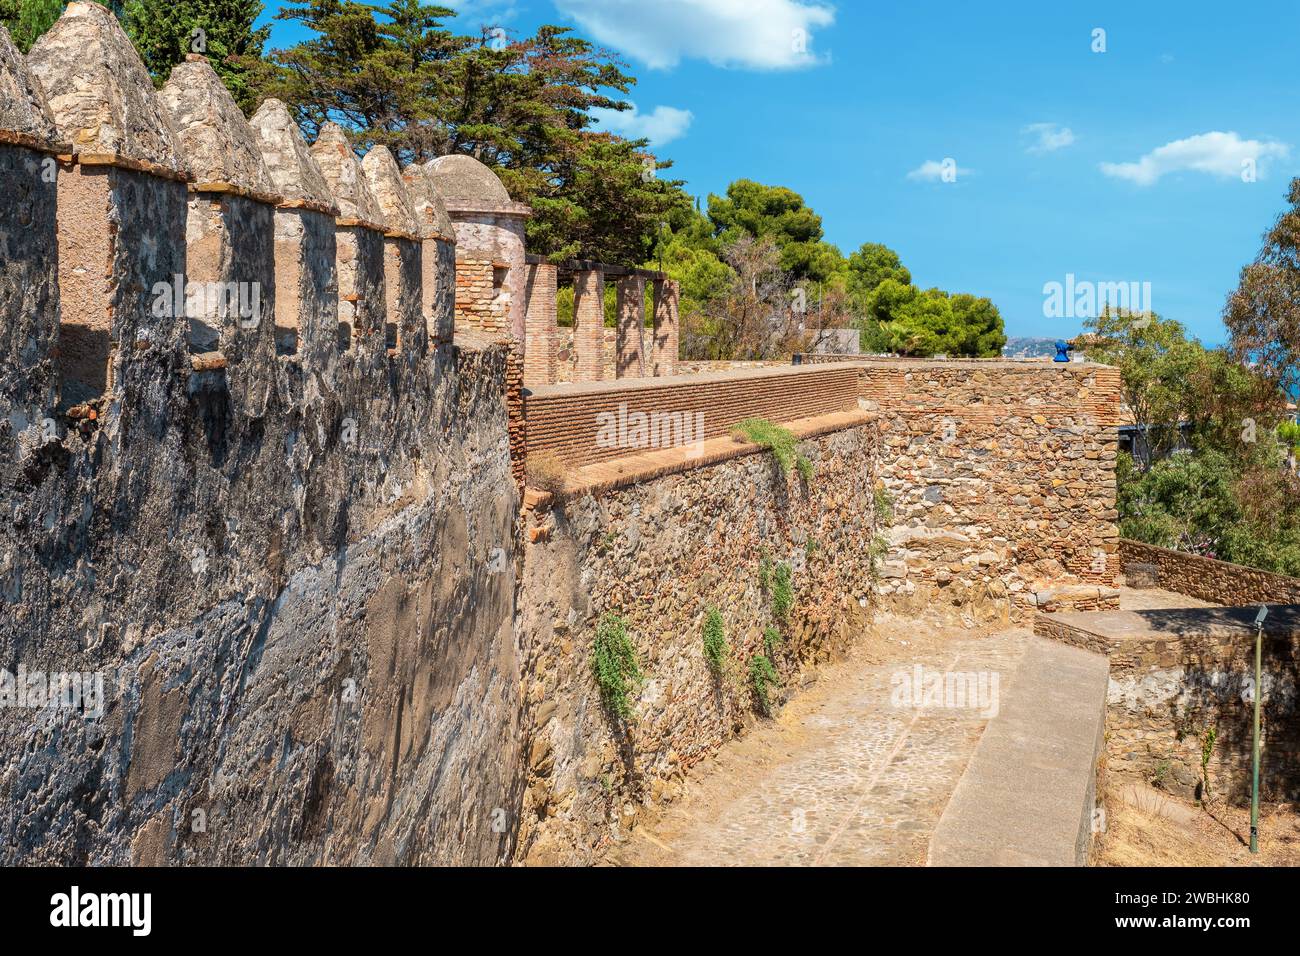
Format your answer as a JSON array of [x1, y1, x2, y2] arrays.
[[403, 162, 457, 349], [362, 145, 424, 359], [27, 1, 191, 413], [0, 24, 64, 420], [311, 122, 389, 355], [247, 97, 338, 365], [160, 55, 279, 413]]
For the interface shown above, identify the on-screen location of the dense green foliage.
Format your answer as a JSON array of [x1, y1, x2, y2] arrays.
[[128, 0, 269, 110], [1225, 176, 1300, 399], [1088, 308, 1300, 576], [763, 625, 782, 657], [701, 607, 728, 675], [592, 613, 641, 721], [771, 561, 793, 624], [748, 655, 780, 716], [732, 417, 811, 478]]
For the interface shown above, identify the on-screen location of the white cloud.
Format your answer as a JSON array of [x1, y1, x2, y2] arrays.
[[444, 0, 519, 18], [1100, 131, 1290, 186], [1023, 122, 1075, 154], [589, 103, 694, 146], [554, 0, 836, 70], [906, 159, 973, 182]]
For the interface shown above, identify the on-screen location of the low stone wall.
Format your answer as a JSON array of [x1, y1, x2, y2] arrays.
[[1035, 608, 1300, 803], [861, 360, 1123, 620], [514, 422, 881, 863], [1120, 539, 1300, 606], [524, 364, 861, 469]]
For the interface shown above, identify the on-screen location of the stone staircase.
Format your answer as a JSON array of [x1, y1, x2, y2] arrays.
[[928, 636, 1109, 866]]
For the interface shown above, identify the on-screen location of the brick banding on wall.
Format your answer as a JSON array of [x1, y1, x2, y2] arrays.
[[524, 364, 861, 468]]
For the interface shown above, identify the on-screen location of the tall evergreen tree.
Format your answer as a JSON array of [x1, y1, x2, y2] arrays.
[[124, 0, 269, 112], [256, 3, 689, 262]]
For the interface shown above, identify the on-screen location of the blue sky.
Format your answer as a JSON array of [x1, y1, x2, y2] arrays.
[[259, 0, 1300, 345]]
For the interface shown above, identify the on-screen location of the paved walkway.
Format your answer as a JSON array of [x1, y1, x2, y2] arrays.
[[609, 617, 1030, 866]]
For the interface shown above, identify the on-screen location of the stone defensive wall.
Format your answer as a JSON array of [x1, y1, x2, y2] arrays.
[[0, 6, 1128, 866], [0, 8, 523, 865], [799, 356, 1124, 619], [509, 354, 1123, 858]]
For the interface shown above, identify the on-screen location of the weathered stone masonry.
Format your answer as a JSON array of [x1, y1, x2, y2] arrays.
[[1, 8, 523, 865], [1120, 539, 1300, 607], [515, 421, 882, 864], [825, 358, 1124, 620], [1, 6, 1130, 867]]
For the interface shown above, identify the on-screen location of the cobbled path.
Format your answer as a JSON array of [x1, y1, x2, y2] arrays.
[[610, 620, 1031, 866]]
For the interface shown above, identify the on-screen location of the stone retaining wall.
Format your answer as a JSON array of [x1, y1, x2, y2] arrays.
[[514, 422, 882, 863], [1120, 539, 1300, 606], [1035, 610, 1300, 803]]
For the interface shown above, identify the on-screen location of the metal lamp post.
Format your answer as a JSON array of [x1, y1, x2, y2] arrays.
[[1250, 604, 1267, 854]]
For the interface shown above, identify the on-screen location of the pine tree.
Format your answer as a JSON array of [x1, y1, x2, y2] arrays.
[[257, 2, 690, 262], [123, 0, 269, 112]]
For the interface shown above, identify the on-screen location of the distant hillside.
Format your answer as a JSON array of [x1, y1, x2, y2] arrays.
[[1002, 337, 1060, 358]]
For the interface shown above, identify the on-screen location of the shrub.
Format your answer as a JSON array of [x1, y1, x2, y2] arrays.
[[702, 607, 729, 674], [1201, 726, 1218, 796], [592, 613, 641, 720], [873, 485, 894, 525], [526, 450, 569, 493], [749, 655, 780, 715], [868, 534, 889, 582], [732, 417, 813, 479], [771, 561, 793, 623], [763, 625, 782, 656]]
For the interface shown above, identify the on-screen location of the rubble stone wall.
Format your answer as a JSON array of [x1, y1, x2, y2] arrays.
[[1120, 539, 1300, 607], [515, 422, 882, 863], [859, 360, 1123, 620], [1035, 612, 1300, 803]]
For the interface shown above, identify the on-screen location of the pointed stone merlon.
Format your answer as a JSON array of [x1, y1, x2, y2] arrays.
[[362, 145, 423, 356], [27, 1, 190, 412], [248, 98, 338, 361], [615, 277, 646, 379], [426, 154, 530, 349], [160, 56, 278, 370], [0, 24, 64, 414], [572, 269, 605, 383], [523, 262, 557, 388], [403, 162, 456, 349], [311, 122, 387, 352], [651, 279, 680, 377]]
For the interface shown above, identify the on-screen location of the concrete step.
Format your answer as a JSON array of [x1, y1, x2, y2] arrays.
[[928, 636, 1109, 866]]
